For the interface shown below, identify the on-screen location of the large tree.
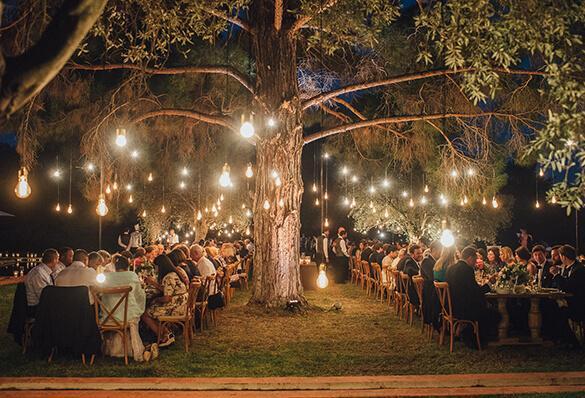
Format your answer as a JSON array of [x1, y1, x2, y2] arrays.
[[6, 0, 584, 308]]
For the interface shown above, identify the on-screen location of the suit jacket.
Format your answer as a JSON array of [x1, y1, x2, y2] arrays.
[[403, 257, 420, 306], [361, 247, 373, 262], [445, 260, 490, 321], [552, 261, 585, 320]]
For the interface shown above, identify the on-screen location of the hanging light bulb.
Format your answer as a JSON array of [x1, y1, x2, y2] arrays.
[[350, 197, 356, 208], [228, 215, 233, 224], [424, 184, 429, 193], [131, 150, 139, 159], [324, 218, 329, 228], [113, 181, 118, 191], [212, 204, 217, 213], [341, 166, 348, 175], [460, 198, 465, 206], [197, 210, 202, 220], [450, 169, 458, 178], [316, 264, 329, 289], [126, 184, 132, 191], [369, 201, 374, 208], [96, 194, 108, 217], [551, 195, 557, 204], [382, 179, 390, 188], [245, 163, 254, 178], [161, 204, 166, 214], [535, 200, 540, 209], [539, 168, 544, 177], [241, 203, 246, 209], [263, 199, 270, 210], [384, 209, 389, 218], [86, 163, 95, 172], [315, 198, 320, 206], [278, 198, 285, 207], [351, 175, 358, 183], [105, 185, 111, 194], [52, 169, 61, 178], [245, 226, 251, 235], [128, 194, 134, 204], [275, 176, 282, 187], [463, 195, 469, 205], [67, 204, 73, 214], [323, 152, 330, 159], [179, 181, 186, 189], [220, 193, 224, 201], [420, 195, 428, 205], [115, 128, 127, 147], [147, 172, 153, 182], [216, 198, 221, 206], [240, 114, 255, 138], [142, 210, 147, 217], [246, 208, 252, 217], [312, 183, 318, 192], [343, 197, 350, 206], [409, 198, 415, 207], [55, 203, 61, 212], [267, 117, 277, 127], [181, 167, 189, 176], [14, 167, 31, 199], [401, 191, 408, 198], [439, 194, 448, 206], [482, 196, 487, 206], [369, 185, 376, 194], [440, 229, 455, 247], [324, 191, 328, 200], [491, 196, 499, 209], [466, 168, 476, 177], [372, 207, 377, 214], [204, 207, 209, 213], [219, 163, 232, 187]]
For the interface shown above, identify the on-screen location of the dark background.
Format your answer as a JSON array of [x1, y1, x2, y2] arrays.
[[0, 139, 582, 253]]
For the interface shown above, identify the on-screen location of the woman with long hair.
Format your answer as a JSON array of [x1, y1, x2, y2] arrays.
[[500, 246, 515, 265], [433, 245, 457, 282]]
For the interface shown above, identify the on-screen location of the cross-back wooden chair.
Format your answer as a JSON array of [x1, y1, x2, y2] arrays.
[[371, 263, 381, 299], [391, 270, 403, 318], [194, 275, 213, 332], [411, 275, 427, 333], [157, 280, 200, 352], [433, 281, 481, 353], [380, 266, 393, 305], [223, 263, 237, 306], [362, 261, 373, 296], [354, 258, 364, 287], [240, 256, 252, 290], [400, 272, 414, 325], [91, 286, 132, 365]]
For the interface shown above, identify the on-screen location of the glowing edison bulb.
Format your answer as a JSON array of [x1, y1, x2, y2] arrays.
[[263, 199, 270, 210], [401, 191, 408, 198], [240, 119, 255, 138], [105, 185, 112, 194], [324, 191, 328, 200], [315, 198, 320, 206], [246, 209, 252, 217], [450, 169, 458, 178], [128, 194, 134, 204], [279, 198, 285, 207], [228, 215, 233, 224], [369, 185, 376, 194], [350, 197, 356, 208], [55, 203, 61, 212], [369, 201, 374, 209], [440, 229, 455, 248], [96, 273, 106, 284], [463, 195, 469, 205], [131, 150, 139, 159], [409, 198, 415, 207], [267, 117, 276, 127], [241, 203, 246, 209], [312, 183, 318, 192], [539, 168, 544, 177], [491, 196, 499, 209], [219, 163, 232, 187], [316, 265, 329, 289], [113, 181, 118, 191], [67, 204, 73, 214], [219, 194, 224, 202], [343, 197, 350, 207], [14, 167, 31, 199], [245, 163, 254, 178], [245, 226, 251, 235], [420, 196, 428, 205], [147, 172, 153, 182], [96, 194, 108, 216], [551, 195, 557, 204], [372, 207, 377, 214], [212, 204, 217, 213], [181, 167, 189, 176], [179, 181, 186, 189], [424, 184, 429, 193], [142, 210, 147, 217], [482, 197, 487, 205], [384, 209, 389, 218], [115, 128, 127, 147], [341, 166, 348, 175], [535, 200, 540, 209], [197, 210, 202, 221], [382, 179, 390, 188], [324, 218, 329, 228], [205, 207, 209, 213], [275, 176, 282, 187], [161, 204, 166, 214]]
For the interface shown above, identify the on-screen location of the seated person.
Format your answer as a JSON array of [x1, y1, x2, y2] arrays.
[[55, 249, 97, 304], [551, 245, 585, 321], [141, 254, 189, 347], [88, 252, 104, 272], [167, 248, 192, 283], [446, 246, 500, 346], [98, 250, 114, 273], [100, 255, 148, 361], [132, 247, 146, 270], [25, 248, 60, 316]]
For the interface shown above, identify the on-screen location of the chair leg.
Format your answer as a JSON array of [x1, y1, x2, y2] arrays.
[[48, 347, 55, 363], [183, 322, 189, 353], [82, 353, 86, 366], [90, 354, 95, 366], [449, 322, 455, 353], [123, 330, 128, 366], [474, 322, 482, 351], [439, 320, 445, 346]]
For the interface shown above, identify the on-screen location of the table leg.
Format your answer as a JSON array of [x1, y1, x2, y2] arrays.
[[497, 298, 509, 341], [528, 297, 543, 342]]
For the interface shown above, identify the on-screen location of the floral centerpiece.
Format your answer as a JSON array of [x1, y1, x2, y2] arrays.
[[496, 263, 530, 293]]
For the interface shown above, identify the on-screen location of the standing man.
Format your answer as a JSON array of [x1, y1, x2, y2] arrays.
[[118, 227, 131, 251], [332, 227, 350, 283], [167, 228, 179, 247], [315, 228, 330, 266], [128, 224, 143, 254]]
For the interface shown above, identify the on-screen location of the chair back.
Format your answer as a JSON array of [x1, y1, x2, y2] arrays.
[[244, 257, 252, 274], [391, 270, 402, 293], [198, 275, 213, 303], [400, 272, 411, 297], [361, 261, 370, 278], [433, 281, 453, 321], [371, 263, 381, 283], [91, 286, 132, 331], [186, 281, 201, 319], [412, 275, 424, 305]]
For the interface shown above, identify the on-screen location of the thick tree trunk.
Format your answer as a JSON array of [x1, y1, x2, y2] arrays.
[[249, 0, 305, 307]]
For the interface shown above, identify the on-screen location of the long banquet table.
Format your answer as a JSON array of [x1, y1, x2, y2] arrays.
[[0, 276, 24, 286], [485, 290, 571, 345]]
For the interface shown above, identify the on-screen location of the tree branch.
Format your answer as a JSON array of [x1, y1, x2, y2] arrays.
[[131, 108, 237, 133], [274, 0, 283, 31], [303, 111, 517, 144], [302, 67, 547, 110], [0, 0, 107, 118], [289, 0, 339, 35], [69, 63, 255, 95], [197, 5, 253, 33]]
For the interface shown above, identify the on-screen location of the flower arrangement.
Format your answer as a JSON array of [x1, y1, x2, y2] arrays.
[[496, 262, 530, 290]]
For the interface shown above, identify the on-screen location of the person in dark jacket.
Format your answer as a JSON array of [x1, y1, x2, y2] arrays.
[[421, 241, 441, 329], [551, 245, 585, 321], [445, 246, 500, 346], [403, 244, 423, 306]]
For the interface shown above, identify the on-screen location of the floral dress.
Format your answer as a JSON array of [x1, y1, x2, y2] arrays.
[[146, 272, 188, 318]]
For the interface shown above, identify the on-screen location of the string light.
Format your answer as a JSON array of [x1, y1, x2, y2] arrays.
[[482, 197, 487, 206], [147, 173, 153, 182], [197, 210, 202, 220], [240, 114, 255, 138], [212, 204, 218, 213], [219, 163, 232, 187], [263, 199, 270, 210], [161, 204, 166, 214], [14, 167, 31, 199], [492, 196, 499, 209], [96, 194, 108, 217], [551, 195, 557, 204], [55, 203, 61, 212], [67, 204, 73, 214], [245, 163, 254, 178], [142, 210, 147, 217], [128, 194, 133, 204], [115, 128, 127, 147]]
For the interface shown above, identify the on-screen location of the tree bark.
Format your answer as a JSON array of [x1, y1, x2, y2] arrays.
[[249, 0, 305, 307], [0, 0, 107, 119]]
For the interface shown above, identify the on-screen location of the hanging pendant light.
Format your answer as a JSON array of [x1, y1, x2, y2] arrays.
[[424, 185, 429, 193], [492, 196, 499, 209], [67, 204, 73, 214], [263, 199, 270, 210], [240, 114, 255, 138], [245, 163, 254, 178], [142, 209, 147, 217], [197, 210, 202, 221], [96, 194, 108, 217], [535, 200, 541, 209], [55, 203, 61, 212], [161, 204, 166, 214], [14, 167, 31, 199], [312, 183, 318, 192], [219, 163, 232, 187], [128, 194, 134, 204], [315, 198, 320, 206], [105, 185, 112, 194], [539, 168, 544, 177], [324, 218, 329, 228], [147, 172, 153, 182], [115, 128, 127, 147], [482, 196, 487, 206]]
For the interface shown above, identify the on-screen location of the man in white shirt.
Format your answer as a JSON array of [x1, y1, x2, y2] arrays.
[[55, 249, 97, 304], [315, 228, 330, 265], [128, 224, 143, 253], [191, 244, 216, 293], [52, 246, 73, 278], [25, 249, 60, 312]]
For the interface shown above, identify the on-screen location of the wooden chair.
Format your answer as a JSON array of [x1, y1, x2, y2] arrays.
[[433, 281, 481, 353], [223, 264, 236, 306], [194, 276, 213, 332], [91, 286, 132, 365], [239, 256, 252, 290], [380, 266, 392, 305], [391, 270, 403, 318], [157, 280, 200, 352], [400, 272, 414, 325], [361, 261, 373, 296], [412, 275, 429, 335], [371, 263, 381, 299], [354, 258, 364, 287], [22, 318, 34, 355]]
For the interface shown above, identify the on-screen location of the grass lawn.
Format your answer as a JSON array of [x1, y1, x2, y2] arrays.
[[1, 282, 584, 378]]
